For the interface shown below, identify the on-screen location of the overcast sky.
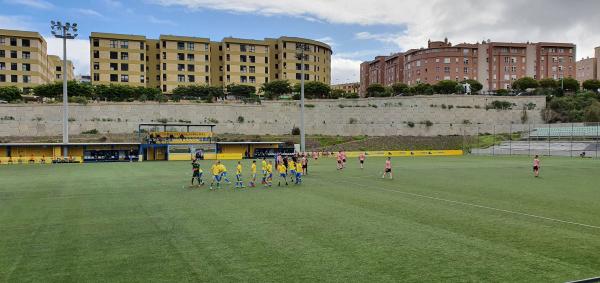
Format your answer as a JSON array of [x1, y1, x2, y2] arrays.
[[2, 0, 599, 83]]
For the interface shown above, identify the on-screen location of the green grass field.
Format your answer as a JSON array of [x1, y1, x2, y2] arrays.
[[1, 156, 600, 282]]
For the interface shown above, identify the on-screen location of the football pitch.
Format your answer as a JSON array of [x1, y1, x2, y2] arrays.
[[1, 156, 599, 282]]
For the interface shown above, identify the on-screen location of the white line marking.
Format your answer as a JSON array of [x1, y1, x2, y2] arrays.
[[337, 178, 600, 230]]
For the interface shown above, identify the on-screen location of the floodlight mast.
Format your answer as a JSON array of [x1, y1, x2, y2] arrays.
[[50, 20, 78, 158]]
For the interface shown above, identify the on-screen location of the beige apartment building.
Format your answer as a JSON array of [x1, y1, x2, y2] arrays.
[[332, 82, 360, 94], [48, 55, 74, 82], [576, 46, 600, 83], [90, 33, 332, 94], [0, 29, 52, 91]]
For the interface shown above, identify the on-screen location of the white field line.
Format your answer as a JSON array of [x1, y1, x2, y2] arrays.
[[337, 177, 600, 230]]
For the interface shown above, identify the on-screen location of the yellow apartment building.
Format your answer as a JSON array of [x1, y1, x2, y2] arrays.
[[0, 29, 51, 92], [89, 32, 332, 94], [48, 55, 74, 82]]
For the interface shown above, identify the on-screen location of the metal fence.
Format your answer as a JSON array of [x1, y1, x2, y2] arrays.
[[467, 122, 600, 158]]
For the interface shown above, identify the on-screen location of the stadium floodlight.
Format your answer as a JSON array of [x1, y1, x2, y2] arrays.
[[295, 43, 310, 153], [50, 20, 78, 157]]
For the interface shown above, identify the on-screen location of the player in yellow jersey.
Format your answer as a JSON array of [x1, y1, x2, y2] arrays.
[[249, 160, 257, 187], [210, 161, 222, 190], [235, 161, 244, 188], [261, 158, 268, 185], [277, 162, 288, 186], [265, 161, 273, 187], [295, 161, 303, 184], [218, 163, 232, 184], [288, 158, 296, 183]]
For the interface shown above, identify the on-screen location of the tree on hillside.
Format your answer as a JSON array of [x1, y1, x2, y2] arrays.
[[460, 79, 483, 93], [434, 80, 458, 94], [227, 84, 256, 98], [365, 84, 385, 97], [260, 80, 292, 99], [391, 83, 409, 96], [584, 100, 600, 122], [293, 81, 331, 99], [582, 79, 600, 92], [511, 77, 539, 91], [561, 78, 579, 92], [539, 78, 557, 88], [411, 83, 434, 95], [0, 86, 23, 102]]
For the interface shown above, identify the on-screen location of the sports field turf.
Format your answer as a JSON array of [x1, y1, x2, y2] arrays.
[[1, 156, 599, 282]]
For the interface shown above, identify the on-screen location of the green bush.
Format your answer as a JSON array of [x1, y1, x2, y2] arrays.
[[349, 118, 357, 124], [407, 121, 415, 128], [237, 116, 245, 123], [81, 129, 99, 134], [0, 86, 23, 102], [487, 100, 514, 110], [291, 126, 300, 135]]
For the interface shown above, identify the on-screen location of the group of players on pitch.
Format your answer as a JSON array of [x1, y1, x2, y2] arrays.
[[190, 155, 308, 190]]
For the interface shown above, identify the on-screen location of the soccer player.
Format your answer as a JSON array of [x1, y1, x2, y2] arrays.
[[301, 155, 308, 175], [289, 158, 296, 183], [277, 162, 288, 186], [219, 162, 232, 184], [341, 150, 347, 169], [190, 159, 204, 187], [295, 160, 303, 184], [382, 157, 393, 179], [533, 155, 540, 177], [261, 158, 268, 185], [359, 152, 366, 169], [210, 161, 222, 190], [336, 151, 343, 170], [265, 161, 273, 187], [235, 161, 244, 188], [249, 160, 257, 187]]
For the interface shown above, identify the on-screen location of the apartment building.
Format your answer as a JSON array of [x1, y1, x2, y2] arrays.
[[331, 82, 359, 94], [48, 55, 74, 82], [90, 33, 332, 93], [0, 29, 51, 91], [359, 54, 404, 96], [90, 32, 147, 87], [576, 46, 600, 82], [361, 38, 576, 94]]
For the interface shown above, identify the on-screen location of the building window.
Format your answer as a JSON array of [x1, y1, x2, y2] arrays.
[[110, 74, 118, 82], [0, 50, 4, 57], [226, 65, 230, 72], [10, 38, 17, 46], [187, 54, 194, 61], [23, 75, 30, 83], [240, 66, 247, 73], [240, 55, 247, 62], [10, 51, 17, 58], [249, 45, 255, 52], [22, 63, 30, 71], [296, 73, 302, 80], [21, 39, 30, 47], [187, 64, 195, 72], [187, 42, 194, 51], [249, 56, 255, 63], [178, 64, 185, 71], [265, 67, 268, 73], [444, 66, 450, 73], [22, 51, 30, 59], [226, 54, 230, 61], [140, 64, 144, 72], [249, 66, 255, 73], [177, 42, 185, 50], [93, 50, 100, 59], [444, 58, 450, 64], [0, 62, 4, 70], [121, 52, 129, 60], [92, 39, 99, 47], [121, 74, 129, 82], [110, 63, 118, 71], [93, 73, 99, 81], [205, 65, 209, 72], [110, 40, 118, 48], [140, 75, 145, 83], [163, 63, 166, 70], [120, 40, 129, 49], [121, 63, 128, 71], [240, 44, 247, 52], [178, 74, 185, 82], [249, 76, 256, 83], [226, 75, 230, 82], [110, 52, 118, 59], [240, 76, 247, 83], [140, 53, 144, 61], [11, 63, 17, 70], [185, 75, 194, 82], [0, 37, 5, 45]]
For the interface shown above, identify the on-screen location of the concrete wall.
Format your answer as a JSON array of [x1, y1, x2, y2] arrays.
[[0, 95, 546, 137]]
